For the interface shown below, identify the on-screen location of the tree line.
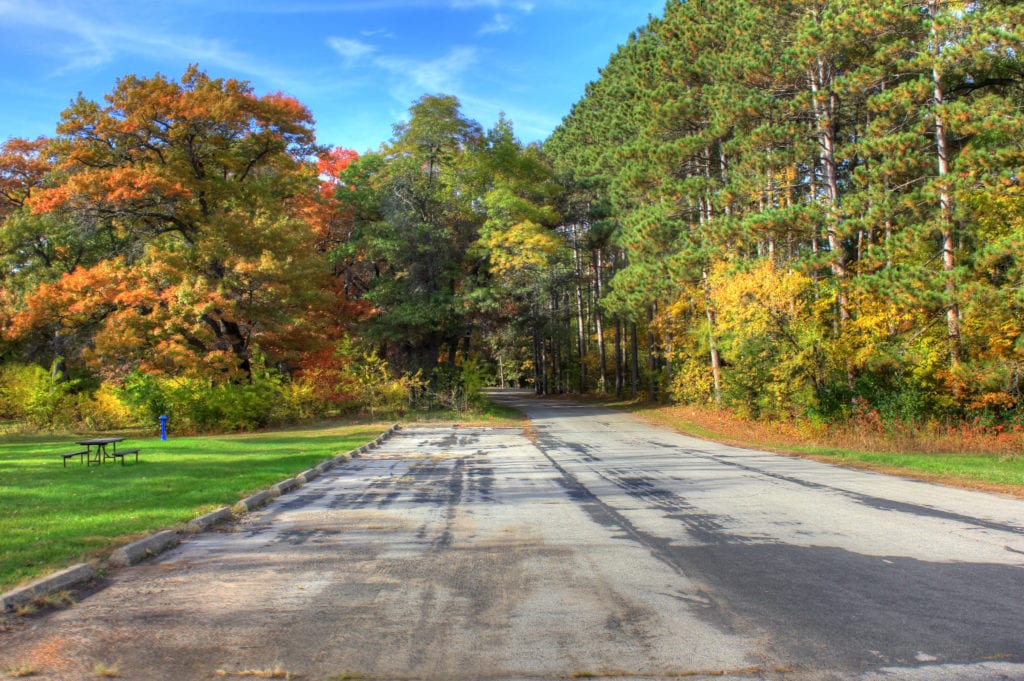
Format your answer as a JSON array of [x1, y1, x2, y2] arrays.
[[0, 67, 570, 429], [2, 0, 1023, 431], [547, 0, 1024, 424]]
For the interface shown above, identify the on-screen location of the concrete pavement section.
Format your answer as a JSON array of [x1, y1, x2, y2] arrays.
[[2, 395, 1023, 680]]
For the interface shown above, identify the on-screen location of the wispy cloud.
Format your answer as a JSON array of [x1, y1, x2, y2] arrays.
[[374, 46, 479, 98], [449, 0, 534, 9], [361, 28, 395, 39], [478, 13, 514, 35], [327, 37, 377, 67], [0, 0, 295, 85], [458, 91, 559, 142], [209, 0, 536, 12]]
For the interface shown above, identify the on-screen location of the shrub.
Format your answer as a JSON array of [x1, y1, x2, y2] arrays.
[[81, 383, 137, 430], [0, 363, 54, 421], [428, 358, 492, 412], [0, 362, 77, 430], [120, 371, 282, 433], [669, 357, 716, 406], [271, 376, 332, 424]]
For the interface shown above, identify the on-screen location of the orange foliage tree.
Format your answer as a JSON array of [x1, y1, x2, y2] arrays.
[[6, 66, 330, 381]]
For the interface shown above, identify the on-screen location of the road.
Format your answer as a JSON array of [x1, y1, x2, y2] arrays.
[[3, 393, 1024, 680]]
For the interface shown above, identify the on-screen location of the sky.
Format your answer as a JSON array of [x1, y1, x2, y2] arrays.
[[0, 0, 665, 154]]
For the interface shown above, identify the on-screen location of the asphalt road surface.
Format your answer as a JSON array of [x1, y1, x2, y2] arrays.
[[3, 392, 1024, 680]]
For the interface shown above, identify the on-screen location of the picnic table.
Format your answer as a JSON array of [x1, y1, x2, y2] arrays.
[[62, 437, 140, 466]]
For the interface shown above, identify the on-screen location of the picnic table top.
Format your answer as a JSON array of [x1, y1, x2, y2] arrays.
[[75, 437, 125, 446]]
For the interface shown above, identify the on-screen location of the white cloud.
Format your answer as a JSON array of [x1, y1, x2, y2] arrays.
[[0, 0, 299, 87], [478, 13, 514, 35], [327, 37, 377, 67], [361, 28, 395, 39], [458, 91, 557, 144], [449, 0, 534, 10], [374, 46, 479, 98]]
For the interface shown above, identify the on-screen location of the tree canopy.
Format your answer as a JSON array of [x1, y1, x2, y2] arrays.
[[2, 66, 326, 382], [546, 0, 1024, 422]]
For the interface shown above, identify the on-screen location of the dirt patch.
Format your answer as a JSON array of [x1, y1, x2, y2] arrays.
[[8, 634, 80, 676]]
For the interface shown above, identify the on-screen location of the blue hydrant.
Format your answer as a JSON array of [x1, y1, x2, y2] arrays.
[[159, 415, 169, 441]]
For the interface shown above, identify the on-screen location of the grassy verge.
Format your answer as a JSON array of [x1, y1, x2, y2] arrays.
[[0, 422, 384, 593], [626, 402, 1024, 498]]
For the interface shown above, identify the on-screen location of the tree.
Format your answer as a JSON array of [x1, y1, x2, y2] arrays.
[[5, 66, 328, 381], [331, 95, 485, 375], [472, 117, 566, 393]]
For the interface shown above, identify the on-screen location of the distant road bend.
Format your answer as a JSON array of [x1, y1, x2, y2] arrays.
[[2, 391, 1024, 680]]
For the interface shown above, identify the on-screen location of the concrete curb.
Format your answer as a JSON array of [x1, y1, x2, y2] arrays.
[[233, 489, 274, 514], [185, 507, 233, 534], [270, 477, 298, 496], [1, 564, 98, 613], [297, 467, 319, 484], [109, 530, 180, 568]]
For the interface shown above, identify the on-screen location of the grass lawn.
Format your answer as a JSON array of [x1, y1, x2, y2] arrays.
[[0, 422, 385, 593]]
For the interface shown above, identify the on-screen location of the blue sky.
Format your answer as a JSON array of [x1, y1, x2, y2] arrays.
[[0, 0, 664, 153]]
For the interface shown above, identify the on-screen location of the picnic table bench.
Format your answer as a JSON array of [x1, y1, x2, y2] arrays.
[[61, 449, 89, 467], [62, 438, 140, 466]]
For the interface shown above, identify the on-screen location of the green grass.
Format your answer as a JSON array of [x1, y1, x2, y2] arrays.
[[787, 446, 1024, 489], [0, 422, 383, 593]]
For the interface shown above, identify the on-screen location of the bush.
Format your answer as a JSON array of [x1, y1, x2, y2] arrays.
[[120, 371, 281, 433], [0, 363, 139, 432], [0, 363, 78, 430], [81, 383, 137, 430], [429, 357, 491, 412], [271, 377, 333, 423], [669, 358, 716, 406], [0, 364, 54, 422]]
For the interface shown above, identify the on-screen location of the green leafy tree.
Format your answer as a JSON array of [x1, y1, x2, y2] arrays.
[[331, 95, 484, 374]]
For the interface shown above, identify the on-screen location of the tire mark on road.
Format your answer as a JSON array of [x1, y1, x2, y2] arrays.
[[661, 443, 1024, 537], [530, 427, 739, 633]]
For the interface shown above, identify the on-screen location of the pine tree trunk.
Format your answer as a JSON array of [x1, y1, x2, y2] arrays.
[[702, 269, 723, 405], [810, 55, 850, 327], [533, 322, 545, 395], [930, 0, 960, 365], [594, 249, 608, 394], [630, 322, 639, 399], [575, 279, 587, 392], [647, 305, 657, 402], [551, 293, 562, 394], [615, 320, 623, 396]]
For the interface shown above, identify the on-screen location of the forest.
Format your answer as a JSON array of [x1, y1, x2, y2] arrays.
[[1, 0, 1023, 433]]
